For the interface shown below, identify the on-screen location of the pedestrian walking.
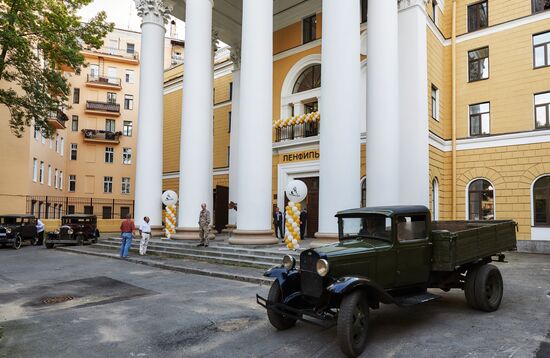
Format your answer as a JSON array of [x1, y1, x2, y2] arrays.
[[300, 208, 308, 239], [139, 216, 151, 256], [119, 214, 135, 258], [197, 203, 211, 247], [36, 218, 45, 246], [273, 207, 284, 240]]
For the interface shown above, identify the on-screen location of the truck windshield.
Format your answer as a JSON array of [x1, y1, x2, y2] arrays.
[[0, 217, 18, 225], [340, 215, 392, 243]]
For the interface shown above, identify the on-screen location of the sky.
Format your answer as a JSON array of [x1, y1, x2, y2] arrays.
[[79, 0, 185, 38]]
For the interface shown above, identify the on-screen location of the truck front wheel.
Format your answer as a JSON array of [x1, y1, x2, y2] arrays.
[[474, 264, 503, 312], [267, 280, 297, 330], [337, 290, 369, 358]]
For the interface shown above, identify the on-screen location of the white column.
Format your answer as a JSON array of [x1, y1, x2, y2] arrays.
[[316, 0, 361, 240], [366, 0, 400, 206], [134, 0, 170, 232], [230, 0, 276, 245], [398, 1, 429, 206], [175, 0, 213, 240], [227, 49, 241, 229]]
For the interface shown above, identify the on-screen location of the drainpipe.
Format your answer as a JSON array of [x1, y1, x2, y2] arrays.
[[451, 0, 457, 220]]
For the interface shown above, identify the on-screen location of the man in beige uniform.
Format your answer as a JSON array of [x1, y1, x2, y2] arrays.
[[197, 203, 211, 247]]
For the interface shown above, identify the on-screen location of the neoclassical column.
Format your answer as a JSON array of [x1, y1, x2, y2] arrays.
[[173, 0, 213, 240], [366, 0, 400, 206], [315, 0, 362, 243], [134, 0, 170, 235], [229, 0, 276, 245], [226, 48, 241, 231]]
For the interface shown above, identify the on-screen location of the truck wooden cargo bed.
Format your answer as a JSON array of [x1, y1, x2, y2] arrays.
[[431, 220, 517, 271]]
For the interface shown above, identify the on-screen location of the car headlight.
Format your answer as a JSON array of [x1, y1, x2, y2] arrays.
[[5, 228, 11, 234], [316, 259, 330, 277], [68, 229, 74, 235], [54, 229, 60, 235], [282, 255, 296, 270]]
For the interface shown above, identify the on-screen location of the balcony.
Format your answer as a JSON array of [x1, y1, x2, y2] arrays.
[[82, 46, 139, 64], [47, 109, 69, 130], [273, 112, 320, 143], [81, 129, 122, 144], [86, 75, 122, 90], [85, 100, 121, 116]]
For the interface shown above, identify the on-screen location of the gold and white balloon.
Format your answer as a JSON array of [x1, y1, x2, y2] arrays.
[[284, 180, 308, 250]]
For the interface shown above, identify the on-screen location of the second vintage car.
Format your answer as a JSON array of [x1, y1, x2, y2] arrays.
[[0, 214, 38, 249], [45, 214, 100, 249]]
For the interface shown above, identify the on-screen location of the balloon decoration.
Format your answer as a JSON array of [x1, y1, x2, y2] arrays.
[[273, 111, 320, 129], [284, 180, 308, 250], [164, 204, 177, 239]]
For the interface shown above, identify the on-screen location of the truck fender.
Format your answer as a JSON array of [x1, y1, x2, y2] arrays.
[[327, 277, 395, 305], [263, 266, 301, 299]]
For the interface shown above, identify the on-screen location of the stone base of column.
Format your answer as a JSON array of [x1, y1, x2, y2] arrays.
[[310, 232, 339, 248], [222, 224, 237, 233], [171, 227, 200, 240], [151, 225, 164, 238], [229, 229, 277, 245]]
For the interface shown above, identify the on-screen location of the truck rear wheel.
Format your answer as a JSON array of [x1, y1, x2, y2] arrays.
[[337, 290, 369, 358], [474, 264, 503, 312], [267, 280, 296, 330], [464, 266, 480, 309]]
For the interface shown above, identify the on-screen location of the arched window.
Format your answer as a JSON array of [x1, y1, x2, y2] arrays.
[[293, 64, 321, 93], [468, 179, 494, 220], [432, 178, 439, 220], [361, 177, 367, 207], [533, 175, 550, 226]]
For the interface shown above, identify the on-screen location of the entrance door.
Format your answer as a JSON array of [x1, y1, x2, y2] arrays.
[[285, 177, 319, 238], [214, 185, 229, 233]]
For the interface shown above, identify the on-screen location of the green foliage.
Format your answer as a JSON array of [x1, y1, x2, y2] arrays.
[[0, 0, 114, 137]]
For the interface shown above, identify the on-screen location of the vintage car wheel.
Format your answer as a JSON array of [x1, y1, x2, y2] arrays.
[[45, 241, 54, 249], [13, 234, 22, 250], [266, 280, 297, 330], [464, 265, 481, 309], [337, 290, 369, 358], [76, 235, 84, 246], [473, 264, 503, 312]]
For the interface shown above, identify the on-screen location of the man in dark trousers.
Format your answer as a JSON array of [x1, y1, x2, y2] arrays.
[[273, 207, 284, 240], [300, 208, 308, 239]]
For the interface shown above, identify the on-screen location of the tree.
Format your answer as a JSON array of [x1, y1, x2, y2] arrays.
[[0, 0, 114, 137]]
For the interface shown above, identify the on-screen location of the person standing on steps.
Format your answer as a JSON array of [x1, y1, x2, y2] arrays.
[[300, 208, 308, 240], [273, 207, 284, 241], [139, 216, 151, 256], [197, 203, 211, 248], [119, 214, 136, 258], [36, 218, 45, 246]]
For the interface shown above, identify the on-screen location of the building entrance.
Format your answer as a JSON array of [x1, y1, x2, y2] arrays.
[[285, 177, 319, 238]]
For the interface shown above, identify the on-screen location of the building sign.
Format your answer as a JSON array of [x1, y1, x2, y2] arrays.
[[281, 150, 319, 163]]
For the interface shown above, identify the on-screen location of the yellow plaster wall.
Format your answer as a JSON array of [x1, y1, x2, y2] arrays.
[[163, 89, 183, 173], [427, 29, 452, 139], [213, 104, 231, 169]]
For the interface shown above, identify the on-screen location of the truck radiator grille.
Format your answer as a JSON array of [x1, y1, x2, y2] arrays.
[[300, 250, 323, 298]]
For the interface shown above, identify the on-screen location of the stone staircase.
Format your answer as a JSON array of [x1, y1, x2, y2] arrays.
[[92, 237, 301, 269]]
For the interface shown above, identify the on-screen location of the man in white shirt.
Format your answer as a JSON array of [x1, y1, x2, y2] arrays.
[[36, 219, 45, 246], [139, 216, 151, 255]]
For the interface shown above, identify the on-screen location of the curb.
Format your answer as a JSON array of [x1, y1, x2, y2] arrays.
[[56, 247, 272, 286]]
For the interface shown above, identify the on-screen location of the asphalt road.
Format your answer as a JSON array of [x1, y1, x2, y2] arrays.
[[0, 246, 549, 358]]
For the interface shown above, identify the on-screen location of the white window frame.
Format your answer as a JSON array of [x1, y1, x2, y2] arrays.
[[104, 176, 113, 193], [32, 158, 38, 182], [69, 175, 76, 193], [431, 85, 440, 121], [39, 161, 44, 184], [121, 177, 131, 194], [70, 143, 78, 161], [60, 137, 64, 156], [432, 178, 440, 220], [105, 147, 114, 164], [59, 171, 63, 190], [465, 178, 496, 220], [125, 69, 135, 84], [54, 169, 58, 189], [122, 148, 132, 164], [48, 165, 52, 186]]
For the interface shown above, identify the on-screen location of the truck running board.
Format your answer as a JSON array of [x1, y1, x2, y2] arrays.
[[393, 292, 441, 307]]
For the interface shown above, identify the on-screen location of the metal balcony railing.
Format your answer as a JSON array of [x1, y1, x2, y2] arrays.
[[86, 100, 120, 114], [81, 129, 122, 142], [47, 109, 69, 129], [83, 46, 139, 60], [86, 74, 122, 87], [274, 122, 320, 142]]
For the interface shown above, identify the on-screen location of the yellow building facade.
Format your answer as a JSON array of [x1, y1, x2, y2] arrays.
[[162, 1, 550, 252]]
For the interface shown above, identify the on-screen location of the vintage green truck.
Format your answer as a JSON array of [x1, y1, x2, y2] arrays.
[[257, 206, 517, 357]]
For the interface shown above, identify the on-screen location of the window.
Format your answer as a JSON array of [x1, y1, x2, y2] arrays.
[[104, 176, 113, 193], [293, 64, 321, 93], [304, 101, 318, 113], [105, 119, 116, 132], [361, 0, 368, 23], [69, 175, 76, 192], [59, 171, 63, 190], [126, 43, 135, 54], [89, 64, 99, 78], [105, 147, 114, 163], [73, 88, 80, 104], [107, 92, 117, 104], [102, 206, 113, 219], [228, 111, 232, 133], [39, 161, 44, 184], [468, 47, 489, 81], [71, 115, 79, 131], [468, 1, 488, 32], [534, 176, 550, 226], [229, 82, 233, 100], [396, 216, 428, 242], [361, 178, 367, 208], [302, 14, 317, 44], [70, 143, 78, 160], [120, 207, 130, 219], [41, 132, 45, 144], [468, 179, 494, 220], [108, 38, 118, 51], [227, 146, 230, 166], [123, 121, 133, 136], [108, 67, 117, 82], [54, 169, 58, 189], [432, 0, 438, 23], [55, 134, 59, 152], [432, 178, 439, 220], [34, 126, 39, 140], [125, 69, 135, 84], [533, 31, 550, 68], [535, 92, 550, 129], [60, 137, 64, 156], [533, 0, 550, 13], [431, 85, 440, 120], [124, 94, 134, 110], [469, 102, 490, 136], [68, 205, 75, 215], [32, 158, 38, 182], [121, 177, 130, 194], [47, 165, 52, 186], [84, 205, 93, 215], [123, 148, 132, 164]]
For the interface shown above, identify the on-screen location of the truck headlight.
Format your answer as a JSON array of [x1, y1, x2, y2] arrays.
[[316, 259, 330, 277], [282, 255, 296, 270], [68, 229, 74, 235], [5, 228, 11, 234]]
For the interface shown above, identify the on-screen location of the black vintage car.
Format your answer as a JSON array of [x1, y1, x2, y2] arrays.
[[45, 214, 100, 249], [0, 215, 38, 249]]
